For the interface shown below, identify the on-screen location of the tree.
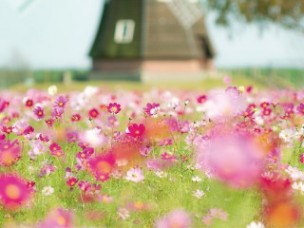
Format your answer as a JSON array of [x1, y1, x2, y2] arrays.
[[204, 0, 304, 31]]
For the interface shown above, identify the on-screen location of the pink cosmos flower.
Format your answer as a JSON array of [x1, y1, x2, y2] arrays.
[[38, 208, 73, 228], [49, 142, 64, 157], [0, 98, 9, 113], [300, 154, 304, 164], [196, 127, 265, 188], [33, 106, 45, 120], [144, 103, 160, 116], [125, 168, 145, 183], [107, 115, 119, 127], [52, 107, 64, 119], [0, 140, 21, 166], [54, 96, 68, 109], [202, 208, 228, 226], [155, 209, 191, 228], [202, 87, 246, 119], [297, 103, 304, 115], [0, 174, 32, 210], [39, 164, 56, 177]]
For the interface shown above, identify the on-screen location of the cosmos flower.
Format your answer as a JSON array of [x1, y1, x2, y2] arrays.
[[89, 153, 116, 182], [0, 139, 21, 166], [144, 118, 171, 142], [127, 123, 145, 138], [54, 96, 68, 109], [42, 186, 55, 196], [296, 103, 304, 115], [0, 98, 9, 113], [155, 209, 191, 228], [48, 85, 58, 96], [49, 142, 64, 157], [125, 168, 144, 183], [82, 128, 106, 148], [193, 189, 205, 199], [0, 174, 32, 210], [264, 201, 300, 228], [292, 182, 304, 194], [197, 95, 207, 104], [24, 98, 34, 108], [144, 103, 160, 116], [202, 208, 228, 226], [196, 127, 265, 188], [117, 208, 130, 220], [201, 87, 246, 119], [107, 102, 121, 114], [33, 106, 45, 120], [88, 108, 99, 119], [107, 115, 119, 127], [191, 176, 202, 182], [246, 221, 265, 228], [38, 208, 73, 228], [51, 107, 64, 119], [71, 113, 81, 122], [66, 177, 78, 188]]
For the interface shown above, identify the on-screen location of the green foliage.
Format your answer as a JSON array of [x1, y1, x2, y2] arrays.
[[205, 0, 304, 31]]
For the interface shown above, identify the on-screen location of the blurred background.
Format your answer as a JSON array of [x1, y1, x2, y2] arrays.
[[1, 0, 304, 89]]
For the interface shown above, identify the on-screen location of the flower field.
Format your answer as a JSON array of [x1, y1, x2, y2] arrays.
[[0, 81, 304, 228]]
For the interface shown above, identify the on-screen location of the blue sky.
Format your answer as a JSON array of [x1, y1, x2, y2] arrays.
[[1, 0, 304, 69]]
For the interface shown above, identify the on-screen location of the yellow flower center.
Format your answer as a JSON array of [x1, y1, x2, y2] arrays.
[[97, 161, 111, 174], [56, 216, 66, 225], [5, 184, 21, 200]]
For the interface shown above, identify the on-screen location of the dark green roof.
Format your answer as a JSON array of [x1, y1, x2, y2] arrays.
[[89, 0, 143, 59], [90, 0, 215, 60]]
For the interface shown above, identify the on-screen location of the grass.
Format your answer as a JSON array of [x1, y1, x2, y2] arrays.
[[4, 68, 304, 93]]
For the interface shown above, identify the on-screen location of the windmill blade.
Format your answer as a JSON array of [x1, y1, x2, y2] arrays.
[[165, 0, 203, 29], [6, 0, 37, 13]]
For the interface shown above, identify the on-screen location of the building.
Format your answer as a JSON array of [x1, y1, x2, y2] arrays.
[[89, 0, 215, 81]]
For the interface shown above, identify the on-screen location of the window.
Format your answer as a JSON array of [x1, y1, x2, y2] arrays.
[[114, 20, 135, 44]]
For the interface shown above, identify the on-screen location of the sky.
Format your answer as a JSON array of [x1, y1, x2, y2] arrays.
[[1, 0, 304, 69]]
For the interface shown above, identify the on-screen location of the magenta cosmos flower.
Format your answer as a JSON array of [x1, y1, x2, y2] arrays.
[[127, 123, 145, 138], [107, 102, 121, 114]]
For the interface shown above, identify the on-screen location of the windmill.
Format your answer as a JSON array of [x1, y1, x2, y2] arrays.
[[7, 0, 216, 81], [90, 0, 215, 81]]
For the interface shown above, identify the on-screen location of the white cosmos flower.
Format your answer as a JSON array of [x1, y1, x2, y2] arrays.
[[48, 85, 58, 96], [292, 182, 304, 194], [125, 168, 144, 183], [155, 171, 168, 178], [83, 128, 105, 148], [193, 189, 205, 199], [246, 221, 265, 228], [191, 176, 202, 182], [117, 208, 130, 220], [42, 186, 54, 196], [279, 129, 297, 143]]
